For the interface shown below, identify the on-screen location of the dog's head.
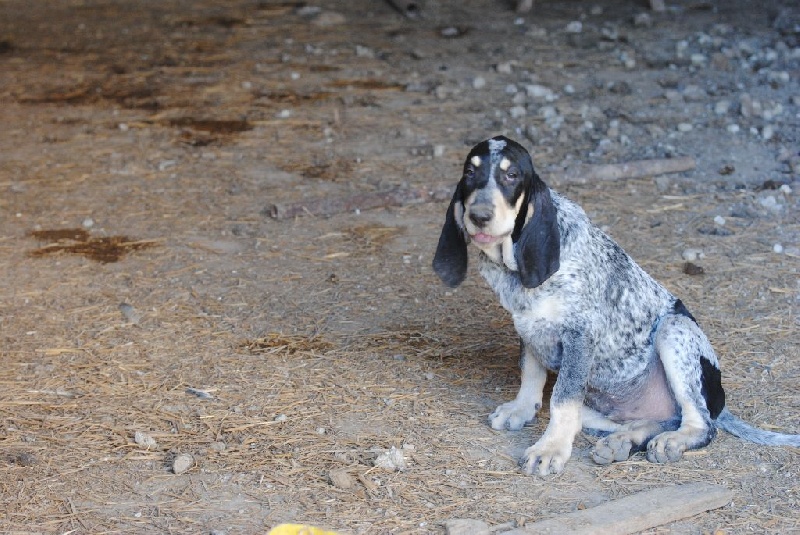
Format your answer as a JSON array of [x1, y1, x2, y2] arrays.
[[432, 136, 560, 288]]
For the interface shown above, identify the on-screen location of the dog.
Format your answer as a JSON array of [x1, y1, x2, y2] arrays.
[[433, 135, 800, 475]]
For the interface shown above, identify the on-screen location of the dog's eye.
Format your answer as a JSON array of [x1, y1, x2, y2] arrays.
[[463, 166, 475, 179], [504, 171, 519, 184]]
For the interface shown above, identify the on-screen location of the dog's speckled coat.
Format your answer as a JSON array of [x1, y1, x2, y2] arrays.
[[433, 136, 800, 475]]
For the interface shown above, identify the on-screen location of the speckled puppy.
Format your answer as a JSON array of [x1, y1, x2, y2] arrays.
[[433, 135, 800, 476]]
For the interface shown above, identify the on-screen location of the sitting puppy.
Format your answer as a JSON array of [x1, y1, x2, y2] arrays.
[[433, 136, 800, 475]]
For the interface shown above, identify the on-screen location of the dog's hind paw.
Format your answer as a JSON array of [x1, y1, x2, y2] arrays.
[[646, 430, 689, 463], [489, 400, 539, 431], [591, 434, 635, 464]]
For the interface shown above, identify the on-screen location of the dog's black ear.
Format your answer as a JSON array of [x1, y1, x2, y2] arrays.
[[433, 182, 468, 287], [516, 174, 560, 288]]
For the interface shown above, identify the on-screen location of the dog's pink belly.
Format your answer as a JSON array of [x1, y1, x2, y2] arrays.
[[589, 358, 678, 423]]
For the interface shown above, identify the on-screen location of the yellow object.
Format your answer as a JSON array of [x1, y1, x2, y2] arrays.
[[267, 524, 341, 535]]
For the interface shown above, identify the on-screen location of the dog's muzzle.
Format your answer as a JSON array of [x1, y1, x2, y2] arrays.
[[468, 204, 493, 227]]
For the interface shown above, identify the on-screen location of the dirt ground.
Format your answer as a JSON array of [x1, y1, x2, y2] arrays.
[[1, 0, 798, 533]]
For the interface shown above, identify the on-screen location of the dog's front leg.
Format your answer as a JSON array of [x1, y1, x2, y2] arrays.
[[490, 340, 547, 430], [521, 329, 590, 476]]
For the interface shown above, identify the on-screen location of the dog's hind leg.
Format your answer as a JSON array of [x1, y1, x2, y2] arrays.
[[646, 314, 724, 463]]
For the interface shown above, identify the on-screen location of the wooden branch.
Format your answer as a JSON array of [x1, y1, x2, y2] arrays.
[[504, 483, 732, 535], [266, 157, 696, 220], [549, 156, 696, 185], [267, 185, 451, 220]]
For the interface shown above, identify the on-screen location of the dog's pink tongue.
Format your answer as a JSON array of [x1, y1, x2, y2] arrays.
[[473, 232, 495, 244]]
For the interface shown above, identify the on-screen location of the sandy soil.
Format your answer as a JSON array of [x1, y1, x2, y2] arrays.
[[0, 0, 798, 533]]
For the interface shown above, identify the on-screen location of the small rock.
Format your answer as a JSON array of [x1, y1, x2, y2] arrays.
[[697, 225, 733, 236], [714, 100, 731, 115], [773, 243, 784, 254], [274, 413, 288, 422], [762, 125, 775, 141], [565, 21, 583, 33], [654, 175, 672, 193], [472, 76, 486, 90], [11, 452, 37, 466], [82, 217, 94, 228], [664, 89, 683, 103], [682, 248, 705, 262], [445, 518, 491, 535], [683, 262, 705, 276], [682, 84, 707, 102], [713, 215, 726, 226], [740, 94, 762, 118], [158, 160, 177, 171], [172, 453, 194, 475], [727, 124, 740, 134], [525, 84, 556, 100], [311, 11, 346, 27], [209, 441, 226, 452], [677, 123, 693, 132], [119, 303, 140, 324], [495, 61, 514, 74], [607, 80, 632, 95], [328, 468, 356, 490], [439, 26, 464, 38], [710, 52, 731, 70], [690, 53, 707, 66], [355, 45, 375, 58], [758, 194, 782, 212], [134, 431, 158, 449], [374, 446, 406, 471], [509, 106, 527, 118], [633, 13, 653, 28]]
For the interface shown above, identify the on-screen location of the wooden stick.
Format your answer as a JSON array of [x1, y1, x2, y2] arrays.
[[548, 156, 696, 185], [267, 185, 451, 220], [504, 483, 732, 535], [266, 157, 695, 220]]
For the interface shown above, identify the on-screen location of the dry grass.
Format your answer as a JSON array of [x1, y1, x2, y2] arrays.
[[0, 0, 798, 534]]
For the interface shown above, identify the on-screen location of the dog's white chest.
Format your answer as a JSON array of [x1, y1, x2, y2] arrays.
[[478, 258, 566, 323]]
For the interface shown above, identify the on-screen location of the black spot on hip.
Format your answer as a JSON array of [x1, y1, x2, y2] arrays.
[[700, 356, 725, 419]]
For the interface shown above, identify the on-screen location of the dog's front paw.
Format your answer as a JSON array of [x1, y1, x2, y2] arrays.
[[520, 438, 572, 475], [489, 400, 539, 431], [646, 431, 688, 463]]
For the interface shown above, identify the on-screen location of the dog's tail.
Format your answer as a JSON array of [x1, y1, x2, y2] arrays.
[[716, 408, 800, 447]]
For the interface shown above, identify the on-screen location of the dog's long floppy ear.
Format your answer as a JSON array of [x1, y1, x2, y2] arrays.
[[432, 182, 468, 287], [515, 173, 560, 288]]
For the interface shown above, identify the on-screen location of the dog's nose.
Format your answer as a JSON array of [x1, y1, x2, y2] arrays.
[[469, 207, 493, 227]]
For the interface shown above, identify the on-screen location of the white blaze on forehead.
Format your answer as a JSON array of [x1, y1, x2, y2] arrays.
[[470, 155, 482, 167], [488, 138, 507, 154], [499, 157, 511, 171], [486, 138, 507, 185]]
